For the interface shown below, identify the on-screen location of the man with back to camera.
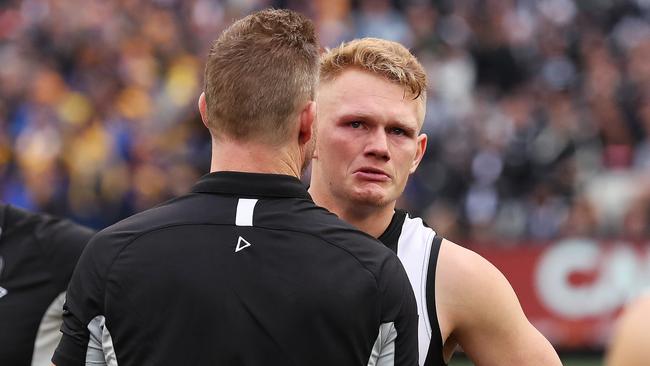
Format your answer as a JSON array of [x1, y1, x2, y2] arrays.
[[0, 202, 95, 366], [51, 10, 418, 366], [308, 37, 563, 365]]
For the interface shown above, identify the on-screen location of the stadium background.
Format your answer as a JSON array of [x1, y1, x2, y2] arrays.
[[2, 0, 650, 364]]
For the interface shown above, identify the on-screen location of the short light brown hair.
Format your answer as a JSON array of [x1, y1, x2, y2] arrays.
[[320, 38, 427, 102], [204, 9, 319, 144]]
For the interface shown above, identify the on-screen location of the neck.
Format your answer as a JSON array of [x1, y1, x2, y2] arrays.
[[210, 137, 302, 178], [309, 183, 395, 238], [342, 206, 395, 239]]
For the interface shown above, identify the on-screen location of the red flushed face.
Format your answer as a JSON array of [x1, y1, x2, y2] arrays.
[[313, 69, 427, 208]]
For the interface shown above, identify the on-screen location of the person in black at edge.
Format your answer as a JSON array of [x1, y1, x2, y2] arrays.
[[52, 9, 418, 366], [0, 202, 95, 366]]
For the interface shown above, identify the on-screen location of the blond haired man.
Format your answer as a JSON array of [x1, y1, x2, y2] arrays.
[[309, 38, 562, 366], [52, 14, 418, 366]]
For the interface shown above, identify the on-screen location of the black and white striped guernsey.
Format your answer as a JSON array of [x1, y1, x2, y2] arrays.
[[378, 210, 445, 366]]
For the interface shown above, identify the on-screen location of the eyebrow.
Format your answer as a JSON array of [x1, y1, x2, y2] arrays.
[[337, 112, 418, 134], [336, 111, 374, 121]]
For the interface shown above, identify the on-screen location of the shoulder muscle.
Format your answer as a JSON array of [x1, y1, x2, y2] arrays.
[[436, 240, 561, 366]]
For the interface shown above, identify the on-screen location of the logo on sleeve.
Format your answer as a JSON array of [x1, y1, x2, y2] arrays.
[[235, 236, 252, 252], [0, 256, 7, 299]]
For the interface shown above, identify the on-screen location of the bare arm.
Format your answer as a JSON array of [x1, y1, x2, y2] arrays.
[[436, 240, 562, 366], [606, 295, 650, 366]]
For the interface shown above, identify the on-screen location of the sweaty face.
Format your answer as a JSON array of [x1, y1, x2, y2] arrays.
[[313, 69, 427, 209]]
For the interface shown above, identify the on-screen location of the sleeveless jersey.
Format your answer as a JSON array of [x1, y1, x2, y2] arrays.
[[378, 209, 446, 366]]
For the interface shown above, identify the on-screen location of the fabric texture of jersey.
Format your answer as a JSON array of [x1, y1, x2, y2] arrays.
[[378, 210, 445, 366], [53, 172, 418, 366], [0, 203, 95, 366]]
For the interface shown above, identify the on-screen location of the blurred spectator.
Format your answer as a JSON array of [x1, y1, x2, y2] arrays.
[[1, 0, 650, 242]]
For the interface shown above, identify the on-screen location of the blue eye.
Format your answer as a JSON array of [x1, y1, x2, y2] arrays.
[[349, 121, 362, 128], [390, 128, 406, 135]]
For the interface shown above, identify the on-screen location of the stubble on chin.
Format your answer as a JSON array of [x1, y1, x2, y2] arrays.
[[345, 187, 392, 208]]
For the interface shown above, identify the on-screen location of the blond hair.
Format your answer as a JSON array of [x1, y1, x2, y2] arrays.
[[204, 9, 319, 144], [320, 38, 427, 102]]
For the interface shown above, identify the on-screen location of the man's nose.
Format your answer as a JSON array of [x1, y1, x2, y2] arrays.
[[363, 130, 390, 161]]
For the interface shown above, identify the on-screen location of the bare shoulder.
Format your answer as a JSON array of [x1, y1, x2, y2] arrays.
[[619, 294, 650, 324], [435, 239, 524, 341], [436, 239, 562, 365], [436, 240, 514, 316], [606, 294, 650, 366]]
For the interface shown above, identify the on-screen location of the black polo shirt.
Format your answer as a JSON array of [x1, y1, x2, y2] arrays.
[[0, 203, 95, 366], [53, 172, 418, 366]]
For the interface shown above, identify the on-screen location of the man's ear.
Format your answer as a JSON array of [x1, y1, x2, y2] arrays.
[[198, 92, 209, 129], [410, 133, 428, 174], [298, 101, 316, 147]]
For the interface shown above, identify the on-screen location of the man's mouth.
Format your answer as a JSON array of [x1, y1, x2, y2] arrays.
[[353, 167, 391, 182]]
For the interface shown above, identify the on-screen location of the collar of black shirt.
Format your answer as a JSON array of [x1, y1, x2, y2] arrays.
[[191, 171, 311, 199]]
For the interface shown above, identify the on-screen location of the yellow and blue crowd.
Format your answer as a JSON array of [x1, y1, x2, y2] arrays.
[[2, 0, 650, 241]]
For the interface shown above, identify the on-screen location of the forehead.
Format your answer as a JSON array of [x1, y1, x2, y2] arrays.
[[317, 69, 424, 127]]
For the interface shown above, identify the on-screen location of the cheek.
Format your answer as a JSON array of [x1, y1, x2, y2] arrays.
[[317, 136, 349, 173], [394, 148, 419, 176], [327, 134, 357, 160]]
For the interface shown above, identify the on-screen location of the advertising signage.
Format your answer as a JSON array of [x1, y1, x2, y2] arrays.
[[471, 238, 650, 349]]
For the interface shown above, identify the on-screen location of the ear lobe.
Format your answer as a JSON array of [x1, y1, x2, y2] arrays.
[[298, 101, 316, 146], [410, 133, 428, 174], [198, 92, 209, 129], [312, 102, 319, 159]]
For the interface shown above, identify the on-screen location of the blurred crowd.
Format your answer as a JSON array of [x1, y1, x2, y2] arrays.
[[1, 0, 650, 243]]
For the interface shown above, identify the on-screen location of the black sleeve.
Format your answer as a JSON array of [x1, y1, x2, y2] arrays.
[[379, 254, 419, 365], [52, 231, 111, 366], [2, 204, 95, 292], [34, 214, 96, 292]]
